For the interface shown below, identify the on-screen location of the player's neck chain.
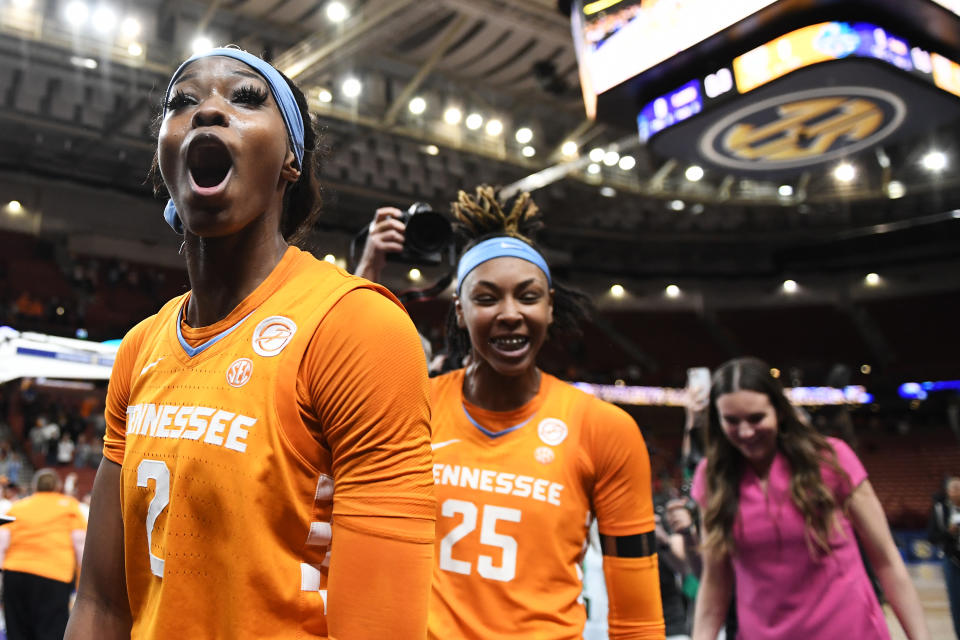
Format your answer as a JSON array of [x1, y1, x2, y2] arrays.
[[461, 404, 534, 439]]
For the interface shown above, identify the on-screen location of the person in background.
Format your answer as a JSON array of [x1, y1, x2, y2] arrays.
[[360, 185, 665, 638], [928, 476, 960, 638], [0, 469, 86, 640], [65, 47, 435, 640], [655, 508, 693, 640], [691, 357, 929, 640]]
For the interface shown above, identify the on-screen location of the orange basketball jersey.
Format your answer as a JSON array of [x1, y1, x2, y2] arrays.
[[103, 247, 431, 639], [428, 369, 655, 640]]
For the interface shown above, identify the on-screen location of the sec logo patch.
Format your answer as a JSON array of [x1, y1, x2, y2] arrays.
[[538, 418, 568, 446], [226, 358, 253, 388], [534, 446, 555, 465], [252, 316, 297, 357]]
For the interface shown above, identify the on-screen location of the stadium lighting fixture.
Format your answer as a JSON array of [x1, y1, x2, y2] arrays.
[[341, 77, 362, 98], [408, 96, 426, 115], [515, 127, 533, 144], [665, 284, 680, 298], [7, 200, 23, 214], [782, 279, 798, 293], [860, 364, 872, 375], [586, 163, 601, 175], [599, 187, 616, 198], [833, 162, 855, 182], [408, 268, 422, 281], [485, 119, 503, 136], [323, 254, 336, 264], [886, 180, 905, 199], [127, 42, 143, 57], [465, 113, 483, 130], [668, 199, 685, 211], [191, 36, 214, 55], [778, 184, 794, 197], [561, 141, 578, 157], [603, 150, 620, 166], [921, 150, 948, 172], [69, 56, 98, 69], [865, 272, 880, 286], [120, 16, 141, 38], [443, 107, 462, 125], [588, 147, 605, 163], [521, 146, 536, 158], [770, 368, 781, 378], [423, 145, 439, 156], [91, 6, 116, 33], [610, 284, 625, 298], [618, 155, 636, 171], [326, 1, 349, 22], [65, 1, 89, 26], [317, 88, 332, 103], [685, 165, 704, 181]]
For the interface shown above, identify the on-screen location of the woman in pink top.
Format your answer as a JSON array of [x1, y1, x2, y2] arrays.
[[691, 357, 929, 640]]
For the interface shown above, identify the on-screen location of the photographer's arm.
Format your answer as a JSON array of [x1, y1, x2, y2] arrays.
[[354, 207, 406, 283]]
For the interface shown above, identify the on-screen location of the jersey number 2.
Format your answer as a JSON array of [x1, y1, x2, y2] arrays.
[[137, 459, 170, 578], [439, 499, 521, 582]]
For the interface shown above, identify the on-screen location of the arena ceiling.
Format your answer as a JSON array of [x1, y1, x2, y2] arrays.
[[0, 0, 958, 287]]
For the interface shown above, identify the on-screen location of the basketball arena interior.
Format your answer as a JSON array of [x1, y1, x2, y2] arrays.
[[0, 0, 958, 636]]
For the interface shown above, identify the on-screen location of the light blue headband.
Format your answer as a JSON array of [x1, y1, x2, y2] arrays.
[[161, 47, 305, 234], [456, 236, 551, 296]]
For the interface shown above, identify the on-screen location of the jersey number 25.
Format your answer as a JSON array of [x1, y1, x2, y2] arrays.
[[439, 498, 521, 582]]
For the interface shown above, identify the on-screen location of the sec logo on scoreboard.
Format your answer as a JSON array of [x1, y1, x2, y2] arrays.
[[699, 86, 905, 171]]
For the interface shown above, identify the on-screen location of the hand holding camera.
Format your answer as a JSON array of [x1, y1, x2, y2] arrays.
[[354, 207, 407, 282], [353, 203, 453, 283]]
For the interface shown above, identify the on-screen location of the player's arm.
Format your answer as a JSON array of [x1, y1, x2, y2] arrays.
[[691, 547, 732, 640], [301, 288, 434, 639], [588, 404, 665, 640], [848, 479, 930, 640], [64, 458, 131, 640], [65, 318, 145, 640]]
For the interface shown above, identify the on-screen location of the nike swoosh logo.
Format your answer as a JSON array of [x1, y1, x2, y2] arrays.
[[431, 439, 461, 451], [140, 357, 164, 376]]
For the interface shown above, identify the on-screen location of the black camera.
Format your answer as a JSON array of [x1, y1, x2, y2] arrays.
[[395, 202, 453, 265], [351, 202, 454, 269]]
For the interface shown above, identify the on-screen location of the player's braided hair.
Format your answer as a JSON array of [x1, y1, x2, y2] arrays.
[[443, 185, 591, 369], [450, 185, 543, 242]]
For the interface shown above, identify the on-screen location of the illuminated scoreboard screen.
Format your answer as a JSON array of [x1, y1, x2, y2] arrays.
[[637, 20, 960, 174], [573, 0, 779, 107], [568, 0, 960, 176]]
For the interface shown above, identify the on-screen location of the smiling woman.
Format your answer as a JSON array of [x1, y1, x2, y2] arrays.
[[691, 357, 930, 640], [426, 185, 665, 639], [64, 48, 436, 640]]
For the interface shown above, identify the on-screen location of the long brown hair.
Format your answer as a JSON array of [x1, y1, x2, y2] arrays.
[[702, 357, 851, 557]]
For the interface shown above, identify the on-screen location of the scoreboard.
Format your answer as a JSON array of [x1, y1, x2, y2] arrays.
[[565, 0, 960, 176]]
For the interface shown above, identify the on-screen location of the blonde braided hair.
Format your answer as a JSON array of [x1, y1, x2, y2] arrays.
[[450, 185, 543, 242]]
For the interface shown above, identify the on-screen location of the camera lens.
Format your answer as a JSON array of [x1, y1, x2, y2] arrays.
[[404, 203, 452, 253]]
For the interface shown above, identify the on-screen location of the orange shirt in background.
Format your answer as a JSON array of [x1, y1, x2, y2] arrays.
[[3, 491, 86, 583]]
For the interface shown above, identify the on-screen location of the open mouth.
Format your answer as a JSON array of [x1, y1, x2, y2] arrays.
[[187, 135, 233, 189], [490, 335, 529, 352]]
